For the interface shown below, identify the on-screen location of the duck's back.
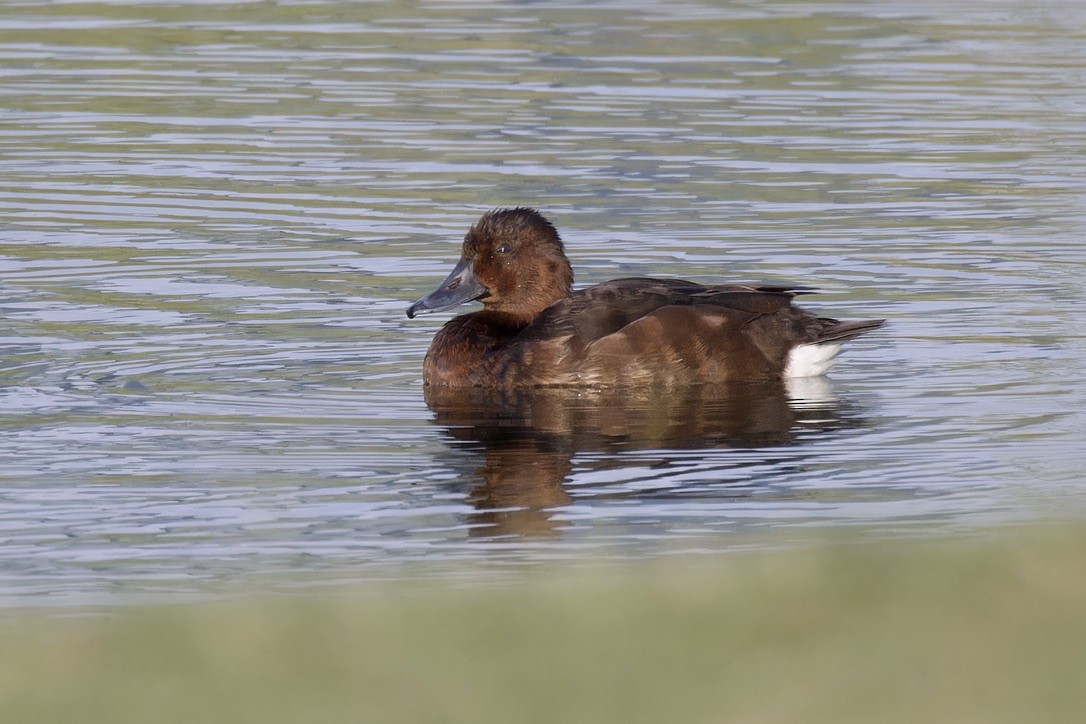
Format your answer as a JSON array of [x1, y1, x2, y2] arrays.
[[493, 278, 882, 387]]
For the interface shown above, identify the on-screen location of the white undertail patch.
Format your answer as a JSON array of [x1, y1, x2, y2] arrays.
[[784, 342, 842, 378]]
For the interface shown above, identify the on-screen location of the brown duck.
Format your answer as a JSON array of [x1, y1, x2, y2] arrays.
[[407, 207, 884, 389]]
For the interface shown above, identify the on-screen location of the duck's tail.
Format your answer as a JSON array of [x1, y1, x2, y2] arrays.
[[785, 318, 886, 378], [817, 318, 887, 344]]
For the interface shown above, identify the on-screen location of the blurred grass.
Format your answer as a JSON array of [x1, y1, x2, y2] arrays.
[[2, 526, 1085, 723]]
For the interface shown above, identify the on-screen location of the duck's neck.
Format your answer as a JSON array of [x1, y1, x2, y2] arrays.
[[485, 267, 572, 326]]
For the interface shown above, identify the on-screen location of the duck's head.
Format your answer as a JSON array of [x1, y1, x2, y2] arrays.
[[406, 207, 574, 322]]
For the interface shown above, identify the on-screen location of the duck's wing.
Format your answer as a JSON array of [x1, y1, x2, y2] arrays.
[[525, 277, 806, 348]]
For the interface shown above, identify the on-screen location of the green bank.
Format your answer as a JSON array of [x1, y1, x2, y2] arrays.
[[3, 526, 1084, 723]]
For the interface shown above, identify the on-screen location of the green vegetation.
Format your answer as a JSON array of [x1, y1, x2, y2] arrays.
[[2, 526, 1084, 723]]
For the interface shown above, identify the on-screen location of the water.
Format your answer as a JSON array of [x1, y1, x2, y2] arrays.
[[1, 0, 1084, 607]]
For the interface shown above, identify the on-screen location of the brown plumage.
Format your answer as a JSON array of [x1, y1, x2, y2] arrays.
[[406, 208, 884, 389]]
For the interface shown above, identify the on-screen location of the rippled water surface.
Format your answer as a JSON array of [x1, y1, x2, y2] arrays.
[[2, 0, 1085, 606]]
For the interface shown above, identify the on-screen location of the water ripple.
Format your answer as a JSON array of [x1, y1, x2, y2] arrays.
[[1, 0, 1084, 605]]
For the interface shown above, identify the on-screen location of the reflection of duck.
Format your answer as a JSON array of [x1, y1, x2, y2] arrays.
[[428, 379, 845, 449], [429, 380, 866, 539], [407, 207, 884, 389]]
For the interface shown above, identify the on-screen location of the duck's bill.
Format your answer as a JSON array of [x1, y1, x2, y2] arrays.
[[406, 258, 488, 318]]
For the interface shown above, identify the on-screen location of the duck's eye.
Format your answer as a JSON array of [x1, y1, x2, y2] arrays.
[[496, 243, 512, 254]]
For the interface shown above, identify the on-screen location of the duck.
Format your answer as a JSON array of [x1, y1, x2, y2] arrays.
[[406, 207, 884, 389]]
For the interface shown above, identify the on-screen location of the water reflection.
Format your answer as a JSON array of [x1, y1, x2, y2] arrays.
[[426, 379, 867, 538]]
